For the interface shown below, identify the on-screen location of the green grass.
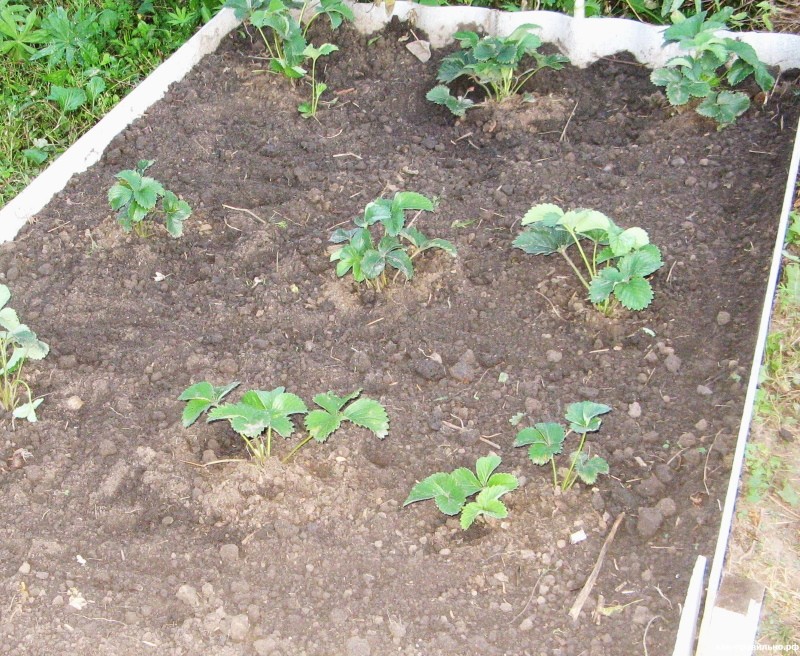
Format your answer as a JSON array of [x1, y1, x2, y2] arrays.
[[733, 205, 800, 645], [0, 0, 223, 207]]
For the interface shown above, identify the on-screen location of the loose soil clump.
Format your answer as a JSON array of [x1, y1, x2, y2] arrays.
[[1, 19, 798, 656]]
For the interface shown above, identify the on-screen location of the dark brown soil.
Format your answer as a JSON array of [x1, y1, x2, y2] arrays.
[[1, 18, 798, 656]]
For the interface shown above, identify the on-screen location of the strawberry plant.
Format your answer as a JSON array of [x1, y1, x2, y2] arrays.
[[284, 389, 389, 460], [108, 160, 192, 238], [224, 0, 352, 80], [429, 25, 568, 115], [404, 455, 518, 530], [298, 43, 338, 118], [0, 284, 49, 423], [650, 8, 775, 126], [514, 401, 611, 490], [513, 203, 663, 314], [205, 387, 308, 463], [330, 191, 456, 291]]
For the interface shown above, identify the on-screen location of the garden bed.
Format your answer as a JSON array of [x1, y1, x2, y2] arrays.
[[0, 17, 798, 656]]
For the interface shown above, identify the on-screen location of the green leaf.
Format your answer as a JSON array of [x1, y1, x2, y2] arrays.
[[0, 285, 10, 309], [609, 226, 650, 256], [312, 390, 359, 415], [362, 199, 392, 226], [404, 472, 466, 515], [514, 423, 565, 465], [618, 245, 663, 278], [385, 250, 414, 281], [22, 148, 48, 165], [696, 90, 750, 126], [460, 486, 512, 529], [521, 203, 564, 226], [85, 75, 105, 102], [573, 453, 609, 485], [179, 381, 239, 427], [360, 250, 386, 280], [564, 401, 611, 434], [47, 85, 86, 112], [108, 182, 133, 211], [559, 209, 611, 235], [131, 176, 164, 210], [12, 397, 43, 423], [162, 190, 191, 238], [0, 307, 19, 331], [614, 277, 655, 310], [451, 467, 482, 496], [513, 225, 571, 255], [342, 397, 389, 438], [486, 472, 519, 494], [305, 409, 342, 442], [475, 454, 502, 487], [208, 403, 272, 438]]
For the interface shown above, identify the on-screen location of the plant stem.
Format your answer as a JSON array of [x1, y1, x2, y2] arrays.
[[283, 434, 314, 463], [266, 426, 273, 458], [551, 457, 558, 488], [569, 229, 595, 279], [559, 250, 591, 290], [562, 430, 585, 491]]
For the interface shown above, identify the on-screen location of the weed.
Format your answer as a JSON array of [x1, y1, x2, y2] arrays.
[[108, 159, 192, 238], [429, 25, 568, 115], [330, 191, 456, 291], [513, 203, 663, 314], [514, 401, 611, 490], [404, 455, 518, 529], [0, 284, 49, 423], [650, 8, 775, 126]]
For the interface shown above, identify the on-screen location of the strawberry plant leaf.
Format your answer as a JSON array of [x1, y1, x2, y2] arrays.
[[108, 182, 133, 211], [486, 472, 519, 493], [564, 401, 611, 434], [572, 453, 609, 485], [12, 397, 43, 423], [305, 409, 342, 442], [451, 467, 482, 496], [475, 454, 502, 487], [179, 381, 239, 427], [609, 226, 650, 256], [404, 472, 466, 515], [460, 486, 511, 529], [394, 191, 434, 212], [512, 225, 571, 255], [514, 422, 565, 464], [696, 91, 750, 126], [162, 191, 192, 238], [361, 250, 386, 279], [614, 277, 654, 310], [522, 203, 564, 226], [342, 396, 389, 438]]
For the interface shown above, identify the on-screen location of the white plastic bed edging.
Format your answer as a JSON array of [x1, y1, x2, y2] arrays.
[[1, 4, 800, 653], [0, 8, 240, 244]]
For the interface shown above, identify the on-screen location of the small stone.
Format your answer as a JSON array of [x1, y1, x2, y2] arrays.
[[351, 351, 371, 374], [220, 544, 239, 564], [59, 355, 77, 370], [628, 402, 642, 419], [695, 418, 708, 432], [98, 439, 117, 457], [6, 266, 19, 281], [500, 602, 513, 612], [161, 516, 174, 526], [345, 636, 371, 656], [655, 497, 677, 517], [218, 358, 238, 377], [450, 350, 477, 383], [632, 605, 652, 625], [65, 395, 84, 411], [697, 385, 713, 396], [52, 595, 64, 606], [519, 617, 534, 632], [412, 358, 445, 381], [664, 354, 681, 373], [19, 562, 31, 575], [253, 638, 278, 655], [636, 476, 665, 499], [38, 263, 53, 276], [678, 432, 697, 448], [176, 584, 201, 608], [201, 449, 217, 464], [716, 311, 731, 326], [546, 349, 562, 363], [779, 427, 795, 442], [670, 156, 686, 167], [653, 464, 674, 484], [636, 507, 664, 539], [228, 614, 249, 642]]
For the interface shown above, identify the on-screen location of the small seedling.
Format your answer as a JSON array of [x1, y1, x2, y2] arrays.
[[650, 8, 775, 126], [298, 43, 338, 118], [513, 203, 663, 314], [514, 401, 611, 490], [429, 25, 568, 115], [285, 389, 389, 460], [206, 387, 308, 463], [330, 191, 456, 291], [108, 160, 192, 238], [179, 381, 240, 427], [404, 455, 518, 529], [0, 284, 49, 423]]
